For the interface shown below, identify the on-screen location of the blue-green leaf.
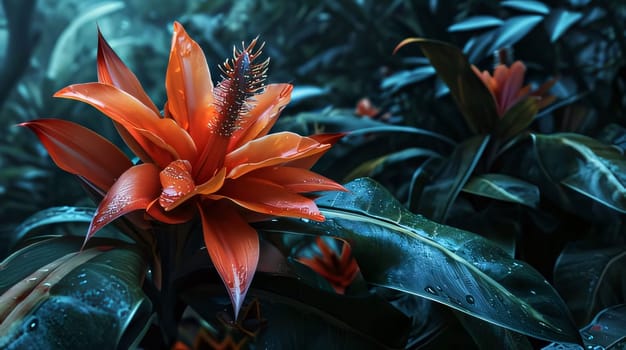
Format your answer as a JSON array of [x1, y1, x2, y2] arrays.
[[545, 9, 583, 42], [411, 134, 490, 222], [261, 178, 582, 344], [501, 0, 550, 15], [0, 237, 151, 349], [463, 173, 540, 208], [533, 133, 626, 213], [491, 15, 544, 51], [448, 16, 504, 32]]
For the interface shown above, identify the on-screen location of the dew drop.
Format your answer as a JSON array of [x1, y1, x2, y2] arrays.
[[77, 273, 87, 279], [465, 295, 475, 304], [424, 286, 438, 296], [79, 280, 88, 286], [27, 318, 38, 331], [118, 309, 129, 318]]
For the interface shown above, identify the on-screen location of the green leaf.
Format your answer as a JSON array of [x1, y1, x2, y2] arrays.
[[381, 66, 436, 93], [553, 242, 626, 326], [533, 133, 626, 213], [12, 206, 95, 244], [47, 1, 126, 80], [261, 178, 582, 344], [0, 237, 151, 349], [463, 173, 540, 208], [490, 15, 544, 52], [411, 134, 490, 222], [495, 97, 540, 140], [448, 16, 504, 32], [400, 38, 499, 134], [543, 305, 626, 350], [545, 9, 583, 42], [181, 274, 410, 349], [501, 0, 550, 15], [344, 147, 441, 182]]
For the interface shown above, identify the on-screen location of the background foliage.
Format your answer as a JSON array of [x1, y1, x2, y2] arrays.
[[2, 0, 626, 348]]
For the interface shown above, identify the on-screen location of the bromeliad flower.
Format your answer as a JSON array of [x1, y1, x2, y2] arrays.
[[21, 22, 346, 317], [471, 61, 556, 118], [298, 237, 359, 294]]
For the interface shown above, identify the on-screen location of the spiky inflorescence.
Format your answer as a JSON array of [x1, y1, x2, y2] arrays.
[[212, 38, 269, 137]]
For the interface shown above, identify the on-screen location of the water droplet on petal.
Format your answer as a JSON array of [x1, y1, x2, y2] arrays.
[[466, 295, 475, 304]]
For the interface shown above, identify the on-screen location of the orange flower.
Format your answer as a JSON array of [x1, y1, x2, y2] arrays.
[[21, 22, 345, 317], [471, 61, 556, 118], [298, 237, 359, 294]]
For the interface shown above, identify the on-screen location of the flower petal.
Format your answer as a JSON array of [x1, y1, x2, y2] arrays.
[[146, 198, 195, 224], [197, 200, 259, 318], [228, 84, 293, 151], [159, 160, 195, 209], [97, 28, 160, 114], [499, 61, 527, 115], [225, 132, 330, 179], [212, 177, 324, 221], [245, 166, 346, 193], [97, 28, 162, 162], [285, 132, 346, 169], [20, 119, 131, 191], [88, 163, 161, 242], [166, 22, 214, 140], [55, 82, 197, 167]]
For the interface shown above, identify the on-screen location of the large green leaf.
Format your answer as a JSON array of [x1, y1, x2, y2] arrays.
[[0, 237, 151, 349], [553, 242, 626, 326], [398, 38, 499, 134], [494, 97, 539, 141], [543, 305, 626, 350], [533, 133, 626, 213], [462, 173, 540, 208], [411, 134, 490, 222], [259, 178, 581, 344], [181, 274, 411, 349]]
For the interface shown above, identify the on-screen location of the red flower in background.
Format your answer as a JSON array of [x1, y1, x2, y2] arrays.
[[21, 22, 345, 317], [471, 61, 556, 118], [298, 237, 359, 294]]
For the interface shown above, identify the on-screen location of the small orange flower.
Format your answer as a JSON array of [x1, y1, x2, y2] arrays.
[[471, 61, 556, 118], [21, 22, 346, 317], [298, 237, 359, 294]]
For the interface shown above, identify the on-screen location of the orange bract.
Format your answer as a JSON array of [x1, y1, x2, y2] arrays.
[[298, 237, 359, 294], [21, 22, 346, 318], [471, 61, 556, 118]]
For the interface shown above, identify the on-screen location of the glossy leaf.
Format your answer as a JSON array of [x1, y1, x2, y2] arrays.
[[494, 97, 540, 140], [380, 66, 436, 93], [532, 133, 626, 213], [396, 38, 499, 134], [490, 16, 544, 53], [261, 178, 581, 344], [448, 16, 504, 32], [463, 173, 540, 208], [545, 9, 583, 42], [411, 134, 490, 222], [181, 274, 410, 349], [553, 242, 626, 325], [0, 237, 151, 349], [12, 206, 95, 244], [501, 1, 550, 15], [543, 305, 626, 350]]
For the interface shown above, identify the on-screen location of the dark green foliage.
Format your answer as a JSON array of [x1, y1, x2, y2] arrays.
[[2, 0, 626, 348]]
